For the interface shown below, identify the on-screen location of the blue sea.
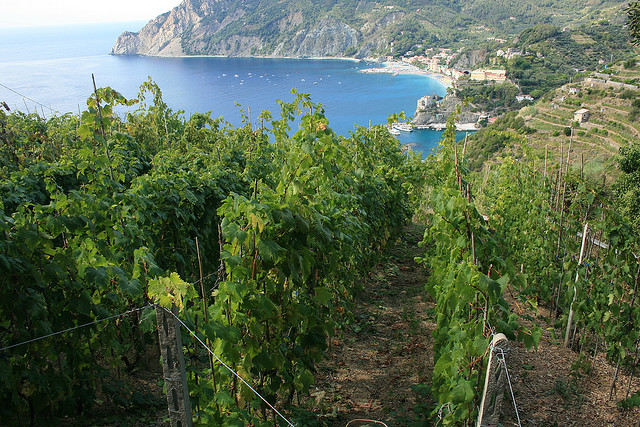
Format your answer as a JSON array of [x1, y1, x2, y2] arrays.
[[0, 22, 449, 157]]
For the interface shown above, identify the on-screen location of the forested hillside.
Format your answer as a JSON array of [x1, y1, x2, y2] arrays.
[[111, 0, 629, 58]]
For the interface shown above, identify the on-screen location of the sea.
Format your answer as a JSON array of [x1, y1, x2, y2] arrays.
[[0, 22, 450, 157]]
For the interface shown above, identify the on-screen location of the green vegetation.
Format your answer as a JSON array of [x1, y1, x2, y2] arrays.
[[0, 81, 421, 424], [465, 112, 536, 170], [615, 142, 640, 229], [504, 21, 635, 96], [456, 81, 521, 113], [627, 0, 640, 45], [389, 17, 443, 58], [2, 72, 639, 424], [416, 121, 540, 424]]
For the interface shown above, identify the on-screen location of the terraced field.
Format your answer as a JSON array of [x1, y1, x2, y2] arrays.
[[517, 61, 640, 180]]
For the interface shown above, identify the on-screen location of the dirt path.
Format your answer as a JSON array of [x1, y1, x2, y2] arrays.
[[75, 221, 640, 426], [307, 223, 436, 426], [304, 223, 640, 427]]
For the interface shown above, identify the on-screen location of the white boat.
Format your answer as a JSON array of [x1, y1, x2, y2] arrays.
[[392, 122, 413, 132], [388, 127, 401, 135]]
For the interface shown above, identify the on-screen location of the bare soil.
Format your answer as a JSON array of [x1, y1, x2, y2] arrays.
[[306, 223, 640, 426], [305, 223, 436, 425], [500, 303, 640, 426], [78, 222, 640, 426]]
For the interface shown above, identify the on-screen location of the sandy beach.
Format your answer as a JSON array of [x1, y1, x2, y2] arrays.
[[359, 60, 454, 89]]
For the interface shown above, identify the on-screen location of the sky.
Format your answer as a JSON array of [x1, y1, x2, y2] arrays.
[[0, 0, 183, 28]]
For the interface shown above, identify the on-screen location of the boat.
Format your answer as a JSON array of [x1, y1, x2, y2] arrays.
[[392, 122, 413, 132], [388, 127, 401, 135]]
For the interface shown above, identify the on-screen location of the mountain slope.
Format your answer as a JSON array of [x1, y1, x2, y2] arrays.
[[111, 0, 628, 58]]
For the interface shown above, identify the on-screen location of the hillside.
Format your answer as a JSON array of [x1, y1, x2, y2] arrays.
[[465, 59, 640, 179], [2, 73, 640, 425], [111, 0, 629, 58]]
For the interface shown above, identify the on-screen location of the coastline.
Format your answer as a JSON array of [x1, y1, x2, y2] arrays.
[[359, 60, 454, 90], [143, 53, 362, 63], [111, 53, 450, 88]]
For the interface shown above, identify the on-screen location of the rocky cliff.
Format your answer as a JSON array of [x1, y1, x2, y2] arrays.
[[413, 94, 480, 126], [111, 0, 627, 59], [111, 0, 402, 58]]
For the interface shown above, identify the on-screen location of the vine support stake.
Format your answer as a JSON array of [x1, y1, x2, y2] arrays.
[[156, 305, 193, 427], [564, 222, 589, 348], [195, 236, 217, 396], [477, 333, 510, 427]]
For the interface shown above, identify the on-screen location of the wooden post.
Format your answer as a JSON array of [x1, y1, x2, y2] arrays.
[[156, 305, 193, 427], [566, 127, 573, 175], [544, 145, 548, 181], [477, 333, 509, 427]]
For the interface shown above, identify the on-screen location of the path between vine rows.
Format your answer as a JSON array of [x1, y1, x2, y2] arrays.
[[305, 223, 437, 425], [307, 222, 640, 426], [81, 223, 640, 425]]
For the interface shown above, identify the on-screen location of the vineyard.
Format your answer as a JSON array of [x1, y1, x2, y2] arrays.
[[1, 80, 639, 426]]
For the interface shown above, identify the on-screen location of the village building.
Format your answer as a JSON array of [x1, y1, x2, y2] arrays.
[[469, 69, 507, 82], [515, 94, 534, 102], [574, 108, 590, 123], [417, 94, 443, 111]]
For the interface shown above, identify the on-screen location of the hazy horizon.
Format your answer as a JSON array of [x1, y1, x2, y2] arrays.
[[0, 0, 181, 28]]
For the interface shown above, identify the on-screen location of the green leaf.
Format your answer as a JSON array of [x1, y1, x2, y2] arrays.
[[120, 278, 142, 298], [257, 239, 284, 263], [252, 349, 274, 371], [214, 390, 235, 407], [314, 287, 332, 305], [451, 379, 474, 403], [295, 369, 315, 392]]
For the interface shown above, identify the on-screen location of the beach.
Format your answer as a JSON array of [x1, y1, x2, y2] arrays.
[[359, 60, 454, 89]]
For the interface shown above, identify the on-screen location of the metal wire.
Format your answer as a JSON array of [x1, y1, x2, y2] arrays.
[[345, 419, 388, 426], [0, 304, 153, 352], [162, 305, 296, 427], [0, 82, 61, 114], [495, 347, 522, 427]]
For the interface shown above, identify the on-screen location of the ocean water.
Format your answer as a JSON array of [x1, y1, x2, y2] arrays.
[[0, 22, 449, 157]]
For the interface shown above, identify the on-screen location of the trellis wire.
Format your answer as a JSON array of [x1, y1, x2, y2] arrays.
[[0, 304, 154, 352], [495, 347, 521, 427], [345, 419, 388, 426], [0, 82, 61, 115], [162, 305, 296, 427]]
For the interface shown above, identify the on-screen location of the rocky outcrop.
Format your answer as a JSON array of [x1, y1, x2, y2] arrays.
[[450, 48, 490, 70], [271, 17, 359, 57], [413, 94, 481, 126], [112, 0, 217, 56], [111, 0, 404, 58]]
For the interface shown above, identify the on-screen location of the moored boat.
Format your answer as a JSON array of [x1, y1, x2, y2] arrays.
[[392, 122, 413, 132], [388, 126, 401, 135]]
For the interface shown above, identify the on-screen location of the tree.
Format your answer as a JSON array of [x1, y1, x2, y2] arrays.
[[627, 1, 640, 44], [615, 142, 640, 229]]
